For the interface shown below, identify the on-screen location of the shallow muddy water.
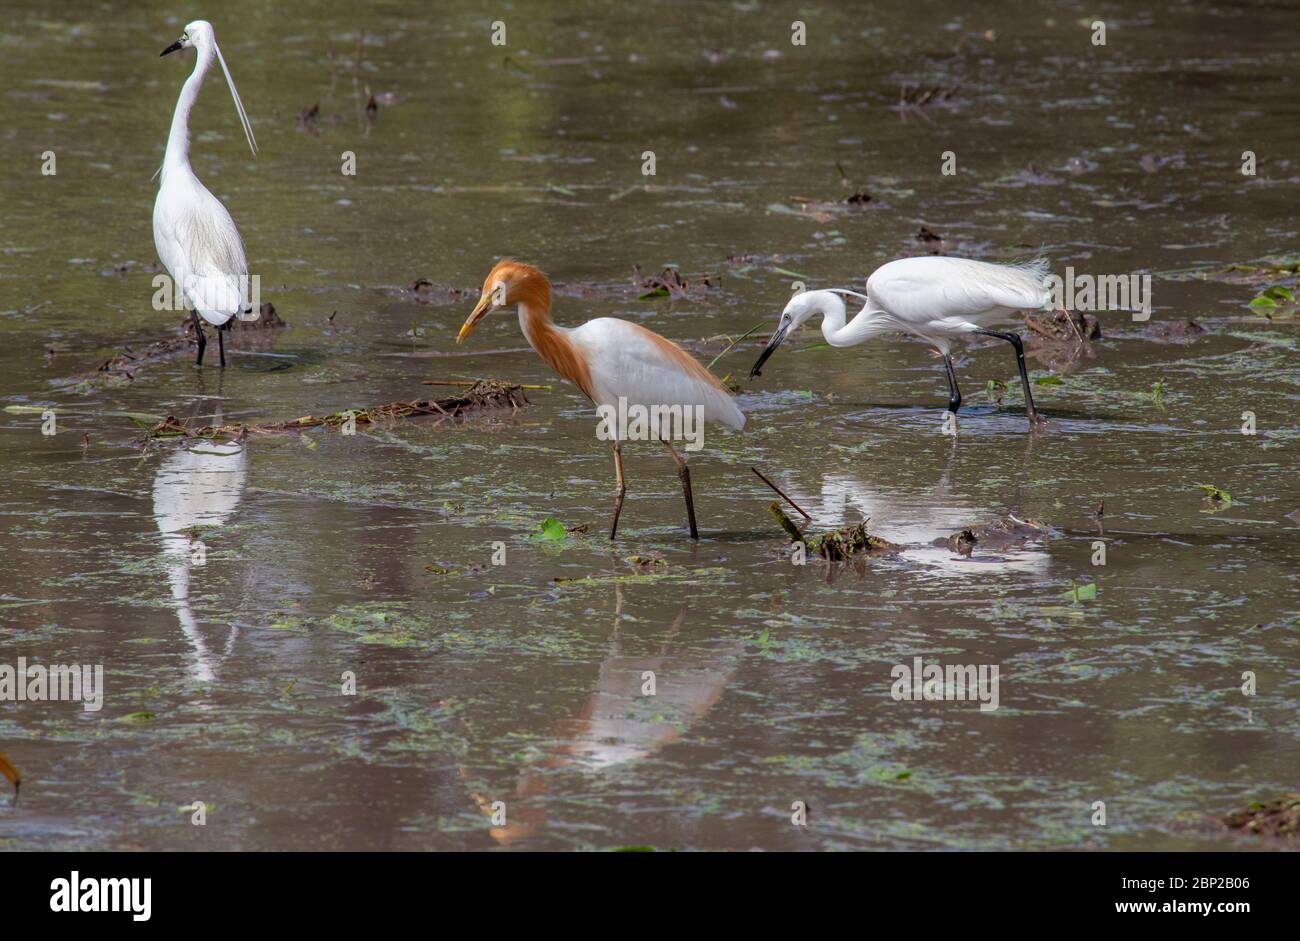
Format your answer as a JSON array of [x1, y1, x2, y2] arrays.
[[1, 1, 1298, 850]]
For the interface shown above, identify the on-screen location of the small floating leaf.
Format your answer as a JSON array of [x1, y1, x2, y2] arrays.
[[1196, 483, 1232, 508], [1062, 581, 1097, 602], [533, 518, 567, 542]]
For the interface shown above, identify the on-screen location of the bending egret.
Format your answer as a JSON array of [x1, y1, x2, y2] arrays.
[[750, 256, 1052, 426], [457, 260, 745, 540], [154, 20, 258, 369]]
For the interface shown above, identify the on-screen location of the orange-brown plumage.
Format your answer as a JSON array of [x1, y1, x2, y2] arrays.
[[473, 260, 596, 400], [456, 258, 746, 540]]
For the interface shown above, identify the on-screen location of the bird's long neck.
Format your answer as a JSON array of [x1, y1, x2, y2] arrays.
[[163, 47, 214, 179], [515, 277, 595, 399], [821, 296, 893, 347]]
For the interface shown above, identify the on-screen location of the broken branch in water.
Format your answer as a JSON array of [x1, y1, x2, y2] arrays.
[[136, 380, 529, 443], [752, 466, 812, 519], [767, 501, 805, 542]]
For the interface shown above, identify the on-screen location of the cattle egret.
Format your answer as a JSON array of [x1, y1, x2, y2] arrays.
[[457, 260, 745, 539], [154, 20, 258, 369], [750, 256, 1052, 426]]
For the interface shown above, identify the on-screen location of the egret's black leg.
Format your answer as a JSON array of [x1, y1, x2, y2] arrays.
[[978, 329, 1040, 423], [943, 355, 962, 414], [217, 320, 227, 369], [190, 310, 206, 366]]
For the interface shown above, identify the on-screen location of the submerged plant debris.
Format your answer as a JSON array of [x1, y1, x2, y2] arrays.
[[136, 380, 529, 443], [767, 502, 897, 561], [635, 265, 717, 300]]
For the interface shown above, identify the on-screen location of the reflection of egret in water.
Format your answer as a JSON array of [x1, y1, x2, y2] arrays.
[[808, 465, 1050, 577], [554, 605, 738, 772], [466, 592, 743, 845], [151, 439, 247, 682]]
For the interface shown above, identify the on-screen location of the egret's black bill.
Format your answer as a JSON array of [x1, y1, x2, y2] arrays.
[[749, 323, 789, 379], [160, 40, 184, 57]]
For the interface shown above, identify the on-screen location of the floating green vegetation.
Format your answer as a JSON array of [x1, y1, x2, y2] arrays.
[[1157, 256, 1300, 284], [532, 517, 568, 542], [1062, 581, 1097, 603], [1248, 284, 1299, 319], [1196, 484, 1232, 511]]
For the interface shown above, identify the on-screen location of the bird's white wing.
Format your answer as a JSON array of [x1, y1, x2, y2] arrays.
[[868, 256, 1050, 327], [569, 318, 745, 431], [153, 178, 250, 325]]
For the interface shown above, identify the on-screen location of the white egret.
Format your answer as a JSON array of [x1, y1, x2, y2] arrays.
[[154, 20, 258, 369], [750, 256, 1052, 426], [457, 260, 745, 540]]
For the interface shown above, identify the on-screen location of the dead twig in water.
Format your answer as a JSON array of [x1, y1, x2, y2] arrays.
[[422, 379, 552, 390], [752, 466, 812, 520], [706, 321, 765, 370]]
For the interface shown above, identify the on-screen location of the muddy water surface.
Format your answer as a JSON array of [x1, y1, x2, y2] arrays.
[[1, 1, 1298, 849]]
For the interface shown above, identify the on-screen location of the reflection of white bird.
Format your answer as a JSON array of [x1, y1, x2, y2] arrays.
[[750, 257, 1052, 426], [152, 440, 247, 682], [466, 603, 742, 845], [558, 631, 741, 772], [457, 260, 745, 541], [154, 19, 258, 369]]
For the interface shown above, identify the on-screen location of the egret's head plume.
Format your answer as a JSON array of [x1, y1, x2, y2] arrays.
[[161, 20, 257, 158], [458, 260, 552, 344]]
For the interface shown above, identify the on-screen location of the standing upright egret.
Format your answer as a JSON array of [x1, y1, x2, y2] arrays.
[[750, 256, 1052, 426], [154, 20, 258, 369], [457, 260, 746, 540]]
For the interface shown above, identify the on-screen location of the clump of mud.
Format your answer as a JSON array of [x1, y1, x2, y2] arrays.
[[1025, 308, 1102, 344], [1221, 794, 1300, 838], [1141, 319, 1206, 341], [937, 515, 1049, 555], [1023, 309, 1102, 372]]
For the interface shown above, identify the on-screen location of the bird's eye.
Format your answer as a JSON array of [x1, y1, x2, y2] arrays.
[[181, 32, 188, 40]]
